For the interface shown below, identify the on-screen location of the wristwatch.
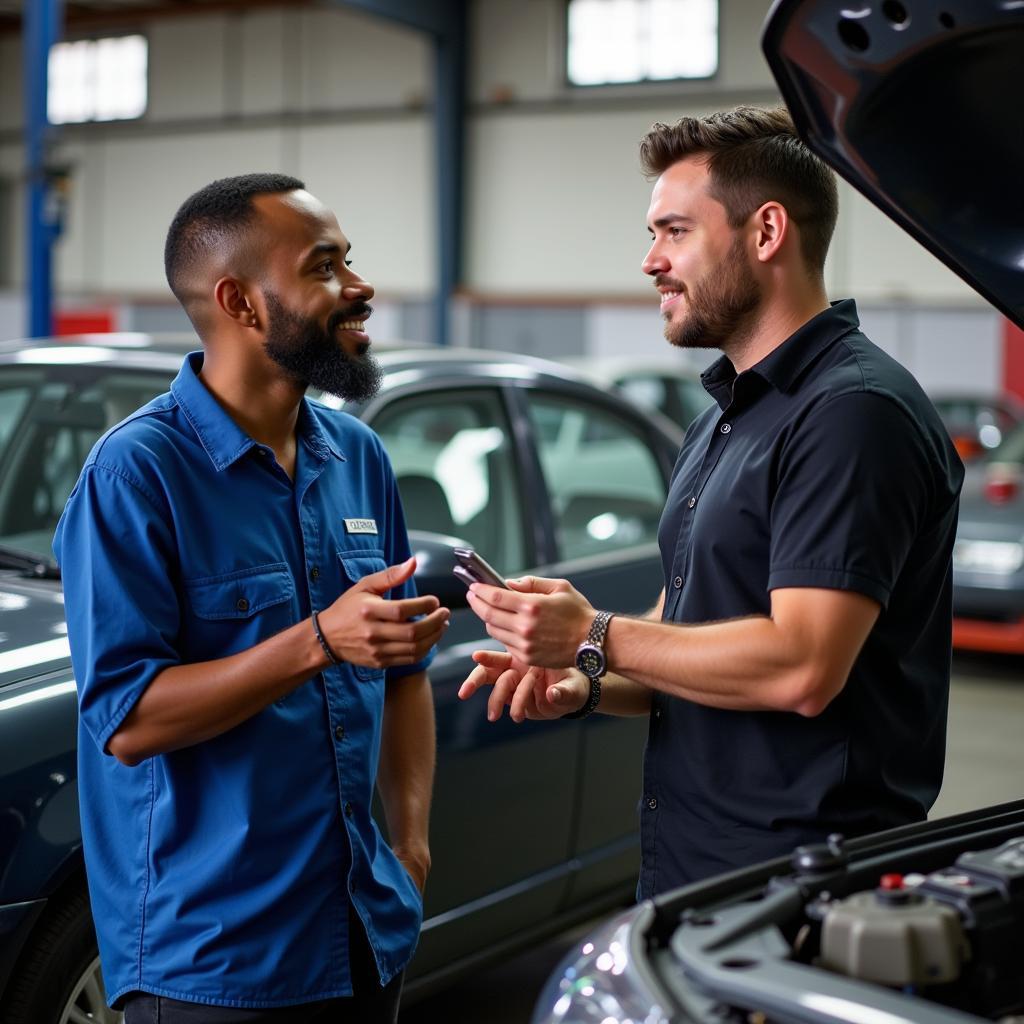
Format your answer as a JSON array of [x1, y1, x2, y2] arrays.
[[563, 611, 614, 720], [574, 610, 614, 680]]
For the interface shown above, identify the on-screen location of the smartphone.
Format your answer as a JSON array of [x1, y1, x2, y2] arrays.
[[452, 546, 508, 589]]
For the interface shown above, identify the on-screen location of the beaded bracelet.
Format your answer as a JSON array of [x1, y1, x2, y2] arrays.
[[311, 609, 342, 667]]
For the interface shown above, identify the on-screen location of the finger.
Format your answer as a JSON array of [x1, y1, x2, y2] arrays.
[[509, 672, 539, 723], [359, 557, 417, 595], [483, 624, 533, 663], [459, 663, 495, 700], [487, 668, 523, 722], [408, 607, 451, 640], [471, 649, 514, 670], [467, 583, 526, 611], [466, 589, 528, 634], [503, 575, 569, 595], [374, 594, 441, 621]]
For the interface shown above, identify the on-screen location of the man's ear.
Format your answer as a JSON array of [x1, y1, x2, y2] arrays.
[[752, 201, 789, 264], [213, 276, 259, 328]]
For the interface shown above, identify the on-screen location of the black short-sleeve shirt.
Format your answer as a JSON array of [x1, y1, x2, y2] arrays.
[[640, 300, 964, 897]]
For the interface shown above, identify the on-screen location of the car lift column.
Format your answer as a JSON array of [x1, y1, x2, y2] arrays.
[[333, 0, 467, 347], [22, 0, 65, 338]]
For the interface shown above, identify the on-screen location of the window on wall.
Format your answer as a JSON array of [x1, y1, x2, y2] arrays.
[[566, 0, 718, 86], [48, 34, 148, 124]]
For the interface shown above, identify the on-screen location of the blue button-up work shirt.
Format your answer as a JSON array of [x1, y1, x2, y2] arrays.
[[53, 352, 432, 1010]]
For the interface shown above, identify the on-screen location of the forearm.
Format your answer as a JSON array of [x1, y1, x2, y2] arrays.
[[377, 671, 435, 886], [594, 672, 652, 716], [606, 613, 815, 713], [593, 593, 661, 717], [108, 617, 326, 765]]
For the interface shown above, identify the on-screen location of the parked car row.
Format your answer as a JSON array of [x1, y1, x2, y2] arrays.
[[0, 333, 685, 1024]]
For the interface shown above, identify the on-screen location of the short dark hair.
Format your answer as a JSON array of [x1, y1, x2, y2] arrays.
[[164, 172, 305, 302], [639, 107, 838, 275]]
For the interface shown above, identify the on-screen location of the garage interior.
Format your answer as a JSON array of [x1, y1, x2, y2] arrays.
[[1, 2, 1023, 1022]]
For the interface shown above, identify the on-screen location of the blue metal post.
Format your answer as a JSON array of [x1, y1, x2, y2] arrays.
[[432, 6, 466, 346], [331, 0, 466, 346], [23, 0, 65, 338]]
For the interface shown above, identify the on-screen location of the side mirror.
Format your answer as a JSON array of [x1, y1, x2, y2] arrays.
[[409, 530, 471, 609]]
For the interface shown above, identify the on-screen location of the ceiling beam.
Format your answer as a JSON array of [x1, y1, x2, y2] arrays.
[[0, 0, 313, 35]]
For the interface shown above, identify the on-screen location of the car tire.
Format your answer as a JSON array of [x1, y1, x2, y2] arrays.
[[1, 879, 122, 1024]]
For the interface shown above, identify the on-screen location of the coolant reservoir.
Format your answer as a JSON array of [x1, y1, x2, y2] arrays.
[[820, 875, 969, 986]]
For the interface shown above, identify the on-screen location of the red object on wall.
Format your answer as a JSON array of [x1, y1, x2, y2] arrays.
[[54, 310, 115, 336], [1003, 318, 1024, 401]]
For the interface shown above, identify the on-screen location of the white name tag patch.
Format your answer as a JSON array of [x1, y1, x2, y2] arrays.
[[344, 518, 378, 535]]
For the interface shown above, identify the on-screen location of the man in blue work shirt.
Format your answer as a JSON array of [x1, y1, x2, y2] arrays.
[[53, 173, 449, 1023]]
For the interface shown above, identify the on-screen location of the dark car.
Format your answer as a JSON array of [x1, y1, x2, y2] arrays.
[[951, 425, 1024, 653], [0, 334, 682, 1024], [533, 0, 1024, 1021]]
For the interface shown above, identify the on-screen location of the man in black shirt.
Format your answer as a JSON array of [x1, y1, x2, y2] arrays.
[[459, 107, 963, 896]]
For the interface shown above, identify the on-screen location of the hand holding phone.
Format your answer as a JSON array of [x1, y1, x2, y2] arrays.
[[452, 547, 508, 589]]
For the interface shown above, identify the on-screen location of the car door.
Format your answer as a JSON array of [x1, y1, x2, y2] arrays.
[[364, 384, 580, 977], [513, 385, 675, 906]]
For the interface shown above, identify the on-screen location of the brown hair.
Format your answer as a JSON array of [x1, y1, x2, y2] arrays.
[[639, 106, 838, 276]]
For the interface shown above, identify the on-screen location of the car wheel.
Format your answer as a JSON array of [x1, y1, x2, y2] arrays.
[[1, 880, 123, 1024]]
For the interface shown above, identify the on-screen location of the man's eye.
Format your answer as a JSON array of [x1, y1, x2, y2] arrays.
[[345, 259, 353, 268], [670, 227, 687, 238], [318, 260, 334, 273]]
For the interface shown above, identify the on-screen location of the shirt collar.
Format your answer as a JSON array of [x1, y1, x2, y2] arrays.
[[700, 299, 861, 410], [170, 351, 343, 471]]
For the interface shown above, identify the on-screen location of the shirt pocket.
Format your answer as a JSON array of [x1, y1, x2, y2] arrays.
[[338, 548, 387, 681], [183, 563, 296, 655]]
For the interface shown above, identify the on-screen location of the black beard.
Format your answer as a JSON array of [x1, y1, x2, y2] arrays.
[[666, 234, 761, 351], [263, 292, 383, 403]]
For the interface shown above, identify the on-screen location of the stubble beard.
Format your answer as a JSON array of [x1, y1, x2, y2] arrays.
[[262, 291, 383, 403], [664, 234, 762, 352]]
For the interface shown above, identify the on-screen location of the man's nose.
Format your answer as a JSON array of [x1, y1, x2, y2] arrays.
[[342, 273, 374, 302], [642, 241, 669, 277]]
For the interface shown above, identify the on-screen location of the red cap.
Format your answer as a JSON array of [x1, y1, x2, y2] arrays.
[[879, 873, 905, 891]]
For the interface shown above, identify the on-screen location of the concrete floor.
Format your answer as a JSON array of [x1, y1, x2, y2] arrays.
[[401, 652, 1024, 1023]]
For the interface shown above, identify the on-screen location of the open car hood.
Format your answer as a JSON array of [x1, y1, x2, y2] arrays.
[[762, 0, 1024, 329]]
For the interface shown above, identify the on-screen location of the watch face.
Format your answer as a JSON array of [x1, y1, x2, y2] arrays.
[[576, 644, 605, 678]]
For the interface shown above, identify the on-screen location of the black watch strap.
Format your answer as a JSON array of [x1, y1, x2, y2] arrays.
[[562, 673, 601, 720]]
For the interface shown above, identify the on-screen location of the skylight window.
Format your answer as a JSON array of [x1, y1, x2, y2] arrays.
[[48, 34, 148, 124], [567, 0, 718, 86]]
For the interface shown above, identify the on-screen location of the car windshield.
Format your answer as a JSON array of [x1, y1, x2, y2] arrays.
[[0, 364, 173, 568]]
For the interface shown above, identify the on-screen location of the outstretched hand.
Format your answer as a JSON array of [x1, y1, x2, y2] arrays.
[[318, 557, 449, 669], [458, 649, 590, 722], [465, 575, 594, 669]]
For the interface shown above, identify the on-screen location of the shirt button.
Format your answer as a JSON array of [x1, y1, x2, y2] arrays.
[[310, 566, 320, 581], [647, 797, 658, 810], [236, 597, 249, 612], [345, 802, 354, 817], [654, 707, 662, 718], [687, 496, 696, 509], [335, 724, 344, 741], [720, 423, 732, 434], [673, 575, 683, 589]]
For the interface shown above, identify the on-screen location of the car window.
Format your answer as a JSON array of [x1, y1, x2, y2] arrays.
[[0, 379, 35, 453], [0, 370, 170, 558], [369, 389, 530, 575], [526, 394, 666, 562], [617, 375, 667, 416], [674, 377, 715, 424]]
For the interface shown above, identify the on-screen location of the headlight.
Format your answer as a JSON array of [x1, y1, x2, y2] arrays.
[[531, 905, 672, 1024], [953, 539, 1024, 574]]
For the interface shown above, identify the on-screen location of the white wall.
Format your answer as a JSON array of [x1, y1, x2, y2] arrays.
[[0, 0, 990, 347]]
